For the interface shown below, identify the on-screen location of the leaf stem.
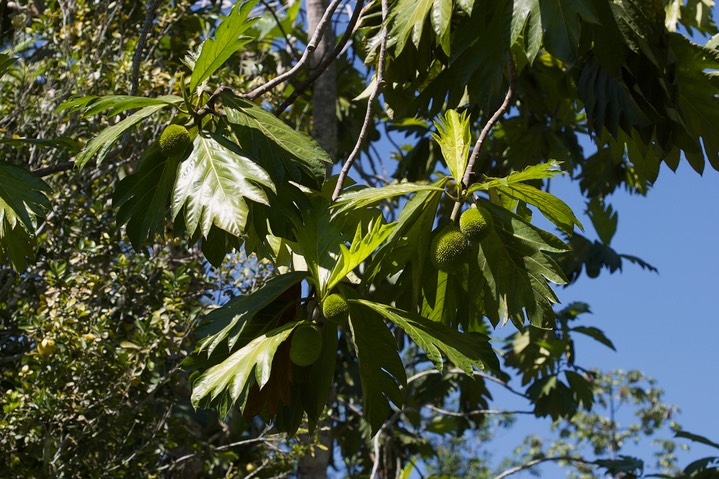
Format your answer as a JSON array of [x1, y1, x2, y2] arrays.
[[451, 54, 516, 221], [275, 0, 365, 115], [243, 0, 344, 100], [331, 0, 389, 201]]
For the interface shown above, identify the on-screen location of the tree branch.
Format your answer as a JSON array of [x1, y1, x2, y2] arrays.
[[243, 0, 343, 100], [370, 425, 382, 479], [259, 0, 300, 62], [493, 456, 597, 479], [331, 0, 388, 201], [451, 54, 517, 221], [406, 367, 529, 400], [424, 404, 534, 417], [130, 0, 163, 96], [32, 160, 75, 177], [275, 0, 365, 115]]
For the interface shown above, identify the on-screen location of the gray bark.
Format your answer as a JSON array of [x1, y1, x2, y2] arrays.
[[297, 0, 337, 478], [306, 0, 338, 166]]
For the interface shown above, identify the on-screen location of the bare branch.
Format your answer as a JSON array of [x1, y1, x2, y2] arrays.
[[406, 367, 529, 400], [424, 404, 534, 417], [243, 0, 344, 100], [32, 160, 75, 177], [130, 0, 163, 96], [275, 0, 365, 115], [493, 456, 596, 479], [370, 426, 382, 479], [331, 0, 389, 201], [451, 54, 517, 221], [462, 54, 517, 188], [259, 0, 301, 62]]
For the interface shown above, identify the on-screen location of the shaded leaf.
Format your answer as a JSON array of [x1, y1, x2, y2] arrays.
[[354, 300, 500, 374], [571, 326, 616, 351], [74, 104, 170, 168], [539, 0, 599, 62], [222, 93, 330, 186], [114, 144, 180, 248], [348, 304, 406, 434], [473, 201, 569, 328], [676, 430, 719, 451], [0, 162, 51, 270]]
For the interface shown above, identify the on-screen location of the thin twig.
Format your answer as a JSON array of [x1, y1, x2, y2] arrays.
[[243, 0, 344, 100], [331, 0, 388, 201], [451, 54, 517, 221], [130, 0, 163, 96], [260, 0, 300, 62], [406, 367, 529, 400], [32, 160, 75, 177], [493, 456, 596, 479], [424, 404, 534, 417], [370, 426, 382, 479], [275, 0, 365, 114], [155, 432, 279, 472]]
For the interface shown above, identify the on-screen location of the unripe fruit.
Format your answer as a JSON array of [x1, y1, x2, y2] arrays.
[[460, 207, 492, 241], [159, 124, 191, 157], [430, 226, 468, 272], [289, 324, 322, 367], [322, 294, 349, 324], [38, 338, 56, 357]]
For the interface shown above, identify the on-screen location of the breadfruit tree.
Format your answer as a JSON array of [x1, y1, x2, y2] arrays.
[[2, 0, 719, 477]]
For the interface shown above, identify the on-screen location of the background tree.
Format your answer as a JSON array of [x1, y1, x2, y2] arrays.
[[1, 1, 719, 478]]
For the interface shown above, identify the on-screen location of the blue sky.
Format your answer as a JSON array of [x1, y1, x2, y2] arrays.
[[550, 161, 719, 458]]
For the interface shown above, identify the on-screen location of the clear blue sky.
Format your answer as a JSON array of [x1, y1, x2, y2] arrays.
[[553, 161, 719, 442]]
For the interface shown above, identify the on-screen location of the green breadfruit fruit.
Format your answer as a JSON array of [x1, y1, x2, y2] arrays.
[[289, 323, 323, 367], [430, 226, 469, 272], [322, 294, 349, 324], [460, 207, 492, 241], [159, 124, 191, 157]]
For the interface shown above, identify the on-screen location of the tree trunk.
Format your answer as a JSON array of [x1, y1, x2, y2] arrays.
[[306, 0, 338, 166], [297, 0, 337, 478]]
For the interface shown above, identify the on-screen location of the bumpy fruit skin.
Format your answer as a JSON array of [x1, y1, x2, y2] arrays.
[[460, 207, 492, 241], [289, 324, 323, 367], [322, 294, 349, 324], [430, 226, 468, 272], [38, 338, 56, 357], [159, 124, 191, 157]]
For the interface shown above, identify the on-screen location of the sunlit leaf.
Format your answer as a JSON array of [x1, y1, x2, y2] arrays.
[[190, 0, 259, 92], [431, 109, 470, 185], [172, 132, 274, 238], [326, 218, 396, 293], [333, 182, 445, 214], [190, 322, 296, 409]]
